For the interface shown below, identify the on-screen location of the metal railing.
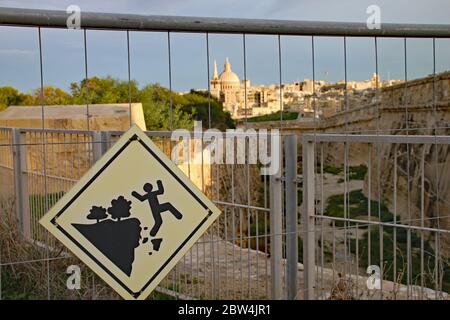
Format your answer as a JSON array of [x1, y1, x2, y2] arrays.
[[2, 7, 450, 37], [302, 133, 450, 300], [0, 126, 280, 300]]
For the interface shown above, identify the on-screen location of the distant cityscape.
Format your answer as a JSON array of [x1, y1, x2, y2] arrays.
[[206, 58, 404, 119]]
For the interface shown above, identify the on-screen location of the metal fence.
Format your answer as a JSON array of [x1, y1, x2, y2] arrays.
[[302, 134, 450, 300], [0, 126, 282, 300], [0, 7, 450, 300]]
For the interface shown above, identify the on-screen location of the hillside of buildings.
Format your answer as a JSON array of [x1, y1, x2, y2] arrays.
[[208, 58, 402, 120]]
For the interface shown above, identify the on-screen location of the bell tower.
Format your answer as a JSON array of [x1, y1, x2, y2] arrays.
[[210, 60, 221, 98]]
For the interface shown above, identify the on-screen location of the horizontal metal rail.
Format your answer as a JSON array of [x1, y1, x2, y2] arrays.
[[26, 170, 78, 183], [12, 127, 94, 135], [1, 7, 450, 37], [303, 133, 450, 144], [314, 214, 450, 234], [214, 200, 271, 212], [0, 127, 279, 139]]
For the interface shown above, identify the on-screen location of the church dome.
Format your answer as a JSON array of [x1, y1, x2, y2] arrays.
[[219, 58, 240, 84]]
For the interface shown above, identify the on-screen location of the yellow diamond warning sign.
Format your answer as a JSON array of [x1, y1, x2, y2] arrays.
[[39, 125, 221, 300]]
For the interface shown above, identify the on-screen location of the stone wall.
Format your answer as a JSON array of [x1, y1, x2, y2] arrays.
[[0, 103, 147, 131]]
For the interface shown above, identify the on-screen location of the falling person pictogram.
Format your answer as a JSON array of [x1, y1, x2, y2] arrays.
[[132, 180, 183, 238]]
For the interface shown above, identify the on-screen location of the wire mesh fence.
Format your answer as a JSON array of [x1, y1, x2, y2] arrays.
[[0, 7, 450, 300], [0, 127, 280, 300], [301, 134, 450, 300]]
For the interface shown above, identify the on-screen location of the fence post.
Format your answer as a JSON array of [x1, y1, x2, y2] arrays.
[[270, 141, 283, 300], [101, 131, 111, 155], [302, 135, 315, 300], [12, 128, 30, 238], [92, 131, 108, 162], [284, 134, 298, 299]]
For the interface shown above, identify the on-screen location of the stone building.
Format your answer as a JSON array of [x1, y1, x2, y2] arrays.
[[211, 58, 387, 120], [211, 58, 281, 118]]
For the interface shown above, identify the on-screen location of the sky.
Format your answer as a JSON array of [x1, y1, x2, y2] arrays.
[[1, 0, 450, 93]]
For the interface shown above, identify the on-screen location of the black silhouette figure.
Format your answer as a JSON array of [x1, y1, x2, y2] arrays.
[[72, 196, 141, 276], [132, 180, 183, 237], [151, 238, 163, 251], [108, 196, 132, 221], [86, 206, 107, 223]]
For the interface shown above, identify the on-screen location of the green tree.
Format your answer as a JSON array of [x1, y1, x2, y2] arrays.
[[70, 76, 139, 105], [139, 84, 193, 130], [17, 93, 34, 106], [33, 86, 72, 105], [0, 86, 21, 110], [181, 90, 235, 130], [138, 84, 234, 131], [3, 86, 72, 106], [1, 77, 235, 132]]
